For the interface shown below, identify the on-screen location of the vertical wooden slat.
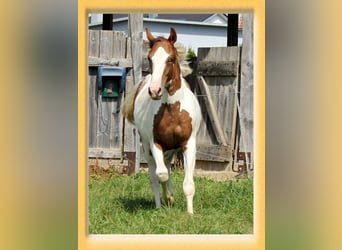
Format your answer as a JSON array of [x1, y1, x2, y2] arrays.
[[99, 30, 113, 59], [96, 30, 113, 149], [88, 69, 98, 148], [126, 36, 132, 59], [239, 14, 254, 169], [128, 14, 143, 172], [88, 31, 100, 149], [197, 76, 228, 146], [128, 14, 143, 85], [109, 96, 122, 148], [88, 30, 100, 57], [96, 96, 111, 148], [113, 31, 126, 58]]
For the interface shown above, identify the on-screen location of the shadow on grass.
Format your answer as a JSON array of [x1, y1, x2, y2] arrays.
[[118, 197, 155, 213]]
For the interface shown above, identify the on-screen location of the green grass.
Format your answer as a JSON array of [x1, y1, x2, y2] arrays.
[[88, 171, 253, 234]]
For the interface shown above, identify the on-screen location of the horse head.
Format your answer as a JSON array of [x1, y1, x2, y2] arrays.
[[146, 27, 181, 100]]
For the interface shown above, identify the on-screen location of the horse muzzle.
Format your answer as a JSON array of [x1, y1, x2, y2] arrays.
[[148, 86, 163, 100]]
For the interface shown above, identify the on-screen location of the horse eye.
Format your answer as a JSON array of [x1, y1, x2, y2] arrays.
[[167, 57, 175, 63]]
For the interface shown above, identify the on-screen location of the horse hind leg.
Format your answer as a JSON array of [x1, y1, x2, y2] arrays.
[[161, 181, 175, 207], [149, 166, 162, 208], [161, 151, 175, 206]]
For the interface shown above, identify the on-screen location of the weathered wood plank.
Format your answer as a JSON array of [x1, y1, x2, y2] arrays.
[[196, 144, 231, 162], [88, 56, 132, 67], [228, 80, 238, 144], [197, 61, 238, 76], [109, 96, 122, 148], [128, 14, 143, 172], [89, 145, 231, 163], [99, 30, 113, 59], [126, 37, 132, 59], [113, 31, 127, 58], [197, 47, 239, 61], [128, 14, 143, 85], [96, 95, 112, 148], [197, 76, 228, 146], [88, 148, 122, 158], [88, 69, 98, 148], [239, 14, 254, 169], [88, 30, 100, 57]]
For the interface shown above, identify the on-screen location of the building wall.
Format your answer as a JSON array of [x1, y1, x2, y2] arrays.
[[89, 18, 242, 54]]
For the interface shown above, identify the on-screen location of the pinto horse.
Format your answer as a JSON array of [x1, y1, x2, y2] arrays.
[[123, 27, 201, 214]]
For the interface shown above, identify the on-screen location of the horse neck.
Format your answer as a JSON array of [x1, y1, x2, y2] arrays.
[[166, 61, 183, 94], [161, 74, 185, 103]]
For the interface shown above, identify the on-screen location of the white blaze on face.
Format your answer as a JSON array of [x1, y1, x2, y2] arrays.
[[149, 47, 170, 95]]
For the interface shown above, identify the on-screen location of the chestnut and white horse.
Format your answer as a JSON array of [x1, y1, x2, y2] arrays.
[[123, 27, 201, 214]]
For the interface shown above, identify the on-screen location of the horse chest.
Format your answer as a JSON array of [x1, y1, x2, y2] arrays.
[[153, 101, 192, 151]]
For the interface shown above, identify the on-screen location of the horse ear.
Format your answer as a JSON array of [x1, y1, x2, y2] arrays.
[[146, 28, 155, 45], [168, 27, 177, 44]]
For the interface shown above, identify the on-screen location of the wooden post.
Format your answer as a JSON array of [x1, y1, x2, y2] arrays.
[[227, 14, 239, 47], [128, 14, 143, 173], [239, 14, 254, 171], [102, 14, 113, 30]]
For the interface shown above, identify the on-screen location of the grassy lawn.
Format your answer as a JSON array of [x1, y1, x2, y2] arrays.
[[88, 171, 253, 234]]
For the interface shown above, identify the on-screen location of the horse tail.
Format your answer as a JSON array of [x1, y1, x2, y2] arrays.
[[122, 78, 146, 124]]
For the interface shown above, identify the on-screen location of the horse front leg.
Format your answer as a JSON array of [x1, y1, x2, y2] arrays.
[[150, 142, 169, 183], [142, 142, 162, 208], [182, 137, 196, 214]]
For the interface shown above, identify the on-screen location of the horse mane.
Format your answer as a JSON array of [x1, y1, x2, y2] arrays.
[[174, 42, 192, 77]]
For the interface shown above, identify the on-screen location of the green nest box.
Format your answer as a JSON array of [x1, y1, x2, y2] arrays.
[[97, 66, 126, 98]]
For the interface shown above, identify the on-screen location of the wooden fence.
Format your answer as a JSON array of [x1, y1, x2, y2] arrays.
[[87, 15, 254, 175], [88, 30, 132, 158]]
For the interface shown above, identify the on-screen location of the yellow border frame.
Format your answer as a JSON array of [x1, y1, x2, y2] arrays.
[[78, 1, 265, 249]]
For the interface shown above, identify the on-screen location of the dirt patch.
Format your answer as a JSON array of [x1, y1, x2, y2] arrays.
[[88, 160, 252, 181]]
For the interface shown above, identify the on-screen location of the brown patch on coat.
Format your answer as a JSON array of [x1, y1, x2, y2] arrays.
[[153, 101, 192, 152], [163, 62, 181, 96]]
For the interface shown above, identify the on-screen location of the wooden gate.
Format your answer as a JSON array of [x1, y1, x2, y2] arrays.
[[192, 47, 240, 171]]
